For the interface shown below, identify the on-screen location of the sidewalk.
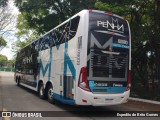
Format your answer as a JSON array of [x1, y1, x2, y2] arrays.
[[124, 99, 160, 111], [0, 71, 14, 77]]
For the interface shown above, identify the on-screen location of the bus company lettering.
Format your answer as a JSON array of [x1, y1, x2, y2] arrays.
[[118, 39, 128, 45], [77, 36, 82, 65], [97, 18, 124, 32], [77, 49, 80, 65], [113, 83, 123, 87], [94, 82, 108, 87], [23, 55, 32, 64]]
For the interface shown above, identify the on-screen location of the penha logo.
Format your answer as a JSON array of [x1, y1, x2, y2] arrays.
[[97, 18, 124, 32], [23, 55, 33, 64]]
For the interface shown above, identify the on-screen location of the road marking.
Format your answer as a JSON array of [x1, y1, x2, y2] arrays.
[[2, 108, 11, 120]]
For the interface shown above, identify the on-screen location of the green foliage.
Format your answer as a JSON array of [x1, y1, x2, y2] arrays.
[[12, 39, 33, 55], [13, 0, 96, 56], [0, 54, 8, 67], [15, 0, 96, 34], [95, 1, 131, 16], [95, 0, 160, 100], [0, 54, 7, 61], [7, 59, 15, 68], [16, 14, 38, 40], [0, 57, 15, 68], [0, 36, 7, 51], [13, 13, 39, 57], [16, 14, 31, 37], [0, 36, 6, 46]]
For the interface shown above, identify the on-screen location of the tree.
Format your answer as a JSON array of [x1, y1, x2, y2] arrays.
[[7, 59, 15, 68], [16, 13, 38, 43], [12, 38, 33, 57], [0, 36, 7, 51], [95, 1, 131, 16], [0, 54, 8, 67], [95, 0, 160, 100], [15, 0, 96, 34], [13, 0, 96, 57], [12, 13, 39, 57], [0, 0, 16, 35]]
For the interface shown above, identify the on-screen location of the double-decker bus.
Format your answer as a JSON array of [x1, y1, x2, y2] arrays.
[[15, 10, 131, 106]]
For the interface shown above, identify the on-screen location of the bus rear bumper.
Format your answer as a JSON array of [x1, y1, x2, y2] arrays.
[[76, 88, 130, 106]]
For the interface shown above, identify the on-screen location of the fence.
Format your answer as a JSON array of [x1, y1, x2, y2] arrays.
[[0, 68, 15, 72]]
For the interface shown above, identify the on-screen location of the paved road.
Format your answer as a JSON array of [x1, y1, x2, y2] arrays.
[[0, 72, 159, 120]]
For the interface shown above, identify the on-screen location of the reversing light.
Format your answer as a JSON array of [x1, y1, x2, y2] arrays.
[[78, 67, 91, 92]]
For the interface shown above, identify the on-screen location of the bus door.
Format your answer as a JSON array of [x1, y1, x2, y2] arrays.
[[63, 76, 74, 99]]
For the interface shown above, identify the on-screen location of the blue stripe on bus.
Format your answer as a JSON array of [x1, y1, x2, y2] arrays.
[[112, 43, 129, 49], [56, 44, 60, 50], [39, 60, 50, 77], [110, 87, 126, 92], [38, 47, 52, 81], [53, 93, 75, 105], [92, 87, 126, 93], [89, 81, 94, 90], [89, 81, 126, 92], [63, 41, 76, 80], [48, 47, 52, 81]]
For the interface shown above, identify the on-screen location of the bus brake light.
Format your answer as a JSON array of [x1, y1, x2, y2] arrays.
[[78, 67, 91, 92]]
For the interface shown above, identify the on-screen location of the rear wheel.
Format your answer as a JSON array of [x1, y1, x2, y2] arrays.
[[47, 84, 55, 104], [16, 77, 20, 86], [38, 83, 46, 99]]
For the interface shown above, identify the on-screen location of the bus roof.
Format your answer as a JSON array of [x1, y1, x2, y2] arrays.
[[17, 9, 124, 53]]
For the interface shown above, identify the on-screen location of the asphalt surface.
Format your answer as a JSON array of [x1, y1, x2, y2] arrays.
[[0, 72, 159, 120]]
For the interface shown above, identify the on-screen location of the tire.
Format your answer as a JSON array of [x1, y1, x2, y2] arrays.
[[47, 84, 55, 104], [16, 77, 20, 86], [38, 82, 46, 99]]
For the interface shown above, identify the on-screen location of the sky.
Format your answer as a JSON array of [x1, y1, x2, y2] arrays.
[[0, 0, 19, 60]]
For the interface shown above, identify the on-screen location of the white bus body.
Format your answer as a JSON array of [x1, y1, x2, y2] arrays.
[[15, 10, 131, 106]]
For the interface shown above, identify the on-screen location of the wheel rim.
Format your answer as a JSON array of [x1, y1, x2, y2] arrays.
[[48, 88, 53, 100], [40, 85, 44, 96], [16, 78, 19, 85]]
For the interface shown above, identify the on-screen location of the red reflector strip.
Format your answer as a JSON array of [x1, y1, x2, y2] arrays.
[[82, 99, 87, 103], [94, 97, 98, 99]]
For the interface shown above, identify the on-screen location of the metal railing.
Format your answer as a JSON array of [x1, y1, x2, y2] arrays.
[[0, 68, 15, 72]]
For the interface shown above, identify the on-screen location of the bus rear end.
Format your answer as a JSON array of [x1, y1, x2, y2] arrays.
[[76, 10, 131, 106]]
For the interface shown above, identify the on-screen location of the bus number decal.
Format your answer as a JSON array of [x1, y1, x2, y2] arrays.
[[77, 36, 82, 65]]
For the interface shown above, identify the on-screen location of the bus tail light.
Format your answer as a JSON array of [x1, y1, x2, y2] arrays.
[[78, 67, 91, 92], [126, 70, 131, 91]]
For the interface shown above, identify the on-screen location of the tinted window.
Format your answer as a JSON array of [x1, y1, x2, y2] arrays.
[[34, 16, 80, 51]]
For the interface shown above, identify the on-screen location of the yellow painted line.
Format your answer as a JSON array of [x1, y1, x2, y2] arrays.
[[2, 108, 11, 120]]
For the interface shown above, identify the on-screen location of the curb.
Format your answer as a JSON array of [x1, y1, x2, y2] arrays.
[[129, 97, 160, 105]]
